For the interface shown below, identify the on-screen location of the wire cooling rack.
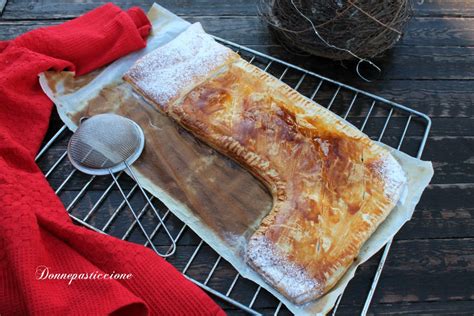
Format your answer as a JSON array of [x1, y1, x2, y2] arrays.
[[36, 38, 431, 315]]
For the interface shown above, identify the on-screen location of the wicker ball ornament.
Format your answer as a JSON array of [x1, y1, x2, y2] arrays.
[[259, 0, 411, 60]]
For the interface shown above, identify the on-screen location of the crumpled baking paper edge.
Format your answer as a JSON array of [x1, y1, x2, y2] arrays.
[[39, 3, 434, 315]]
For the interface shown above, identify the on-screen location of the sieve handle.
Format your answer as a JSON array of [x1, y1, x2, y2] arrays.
[[125, 162, 177, 257], [109, 170, 175, 258]]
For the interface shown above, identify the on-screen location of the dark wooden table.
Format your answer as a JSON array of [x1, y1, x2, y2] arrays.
[[2, 1, 473, 315]]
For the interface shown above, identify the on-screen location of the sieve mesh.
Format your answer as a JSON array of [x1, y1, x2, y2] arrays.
[[68, 114, 144, 174]]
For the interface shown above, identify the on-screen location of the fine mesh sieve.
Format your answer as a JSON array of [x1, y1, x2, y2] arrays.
[[67, 113, 176, 257]]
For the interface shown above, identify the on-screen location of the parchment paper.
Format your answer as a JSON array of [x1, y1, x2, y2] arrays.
[[39, 4, 434, 315]]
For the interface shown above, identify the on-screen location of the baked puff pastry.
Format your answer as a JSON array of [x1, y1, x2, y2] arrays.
[[124, 23, 407, 305]]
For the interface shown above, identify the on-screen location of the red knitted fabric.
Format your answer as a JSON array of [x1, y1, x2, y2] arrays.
[[0, 3, 224, 315]]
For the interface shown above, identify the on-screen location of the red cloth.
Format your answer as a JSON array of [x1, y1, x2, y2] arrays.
[[0, 4, 224, 315]]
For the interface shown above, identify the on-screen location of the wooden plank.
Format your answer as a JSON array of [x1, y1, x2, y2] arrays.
[[0, 21, 62, 40], [413, 0, 474, 17], [373, 272, 473, 303], [3, 0, 474, 19], [355, 80, 474, 118], [342, 247, 474, 307], [422, 136, 474, 184], [403, 17, 474, 46], [398, 183, 474, 240], [170, 16, 474, 48], [413, 118, 473, 136], [243, 44, 474, 81], [339, 268, 474, 309], [241, 300, 474, 315], [190, 16, 474, 48], [361, 301, 474, 315], [0, 0, 257, 20], [3, 8, 474, 48], [375, 238, 474, 276]]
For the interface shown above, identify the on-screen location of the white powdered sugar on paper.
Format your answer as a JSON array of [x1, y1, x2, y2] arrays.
[[247, 236, 322, 301], [125, 23, 235, 107]]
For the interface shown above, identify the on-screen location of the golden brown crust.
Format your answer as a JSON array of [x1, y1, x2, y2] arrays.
[[124, 23, 239, 111], [124, 26, 407, 305]]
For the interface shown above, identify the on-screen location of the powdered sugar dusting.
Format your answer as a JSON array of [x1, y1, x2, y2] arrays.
[[373, 153, 407, 200], [125, 23, 236, 109], [247, 236, 322, 303]]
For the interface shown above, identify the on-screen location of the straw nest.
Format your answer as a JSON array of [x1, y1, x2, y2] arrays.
[[259, 0, 411, 60]]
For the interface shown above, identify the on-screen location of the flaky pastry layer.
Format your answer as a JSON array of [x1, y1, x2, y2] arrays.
[[124, 23, 407, 305]]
